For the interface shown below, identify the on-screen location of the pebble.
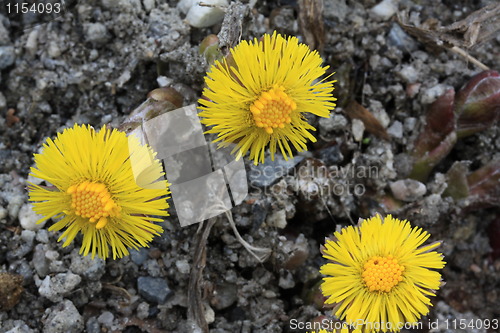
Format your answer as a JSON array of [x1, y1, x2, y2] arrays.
[[210, 283, 238, 310], [387, 121, 403, 139], [266, 210, 287, 229], [84, 23, 110, 44], [137, 276, 173, 304], [136, 302, 150, 319], [25, 29, 38, 56], [130, 248, 149, 266], [370, 0, 397, 21], [175, 259, 191, 274], [420, 84, 451, 105], [397, 65, 419, 83], [33, 244, 50, 277], [387, 23, 419, 53], [38, 272, 82, 302], [47, 41, 61, 58], [390, 179, 426, 202], [85, 317, 100, 333], [97, 311, 114, 327], [19, 203, 46, 231], [351, 119, 365, 142], [20, 230, 35, 243], [43, 300, 84, 333], [182, 0, 229, 28], [36, 229, 49, 243], [0, 206, 7, 220], [7, 194, 24, 220], [0, 20, 10, 45], [404, 117, 417, 132], [70, 250, 105, 281], [318, 113, 348, 133], [4, 320, 35, 333], [0, 92, 6, 108], [0, 46, 15, 69], [278, 271, 295, 289], [316, 144, 344, 165]]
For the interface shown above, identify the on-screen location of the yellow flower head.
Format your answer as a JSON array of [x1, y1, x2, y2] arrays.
[[198, 31, 336, 165], [28, 124, 170, 260], [320, 215, 445, 332]]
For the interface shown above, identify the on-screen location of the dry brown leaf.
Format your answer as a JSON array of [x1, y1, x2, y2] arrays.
[[398, 3, 500, 50], [298, 0, 325, 52], [345, 100, 389, 140]]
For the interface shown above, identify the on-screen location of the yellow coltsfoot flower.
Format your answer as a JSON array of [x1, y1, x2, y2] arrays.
[[28, 124, 170, 260], [198, 31, 336, 165], [320, 215, 445, 332]]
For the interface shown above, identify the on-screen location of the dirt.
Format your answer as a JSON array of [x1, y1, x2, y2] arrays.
[[0, 0, 499, 332]]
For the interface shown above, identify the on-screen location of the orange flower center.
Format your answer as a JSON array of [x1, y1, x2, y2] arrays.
[[67, 181, 121, 229], [250, 85, 296, 134], [362, 255, 405, 292]]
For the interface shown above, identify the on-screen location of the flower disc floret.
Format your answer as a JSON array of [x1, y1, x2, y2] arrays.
[[362, 255, 404, 292]]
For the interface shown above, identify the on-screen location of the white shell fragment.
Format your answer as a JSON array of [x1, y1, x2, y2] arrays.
[[179, 0, 229, 28]]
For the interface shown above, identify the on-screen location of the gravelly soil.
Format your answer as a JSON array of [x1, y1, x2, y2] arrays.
[[0, 0, 499, 332]]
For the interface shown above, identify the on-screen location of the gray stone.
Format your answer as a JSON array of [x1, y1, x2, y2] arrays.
[[278, 271, 295, 289], [390, 179, 427, 202], [351, 118, 365, 142], [4, 320, 35, 333], [370, 0, 397, 21], [33, 244, 50, 277], [130, 248, 149, 266], [137, 276, 173, 304], [70, 250, 105, 281], [175, 259, 190, 274], [43, 300, 83, 333], [85, 317, 100, 333], [387, 23, 419, 53], [387, 121, 403, 139], [0, 46, 15, 69], [84, 23, 110, 44], [39, 272, 82, 302], [97, 311, 114, 327], [210, 283, 237, 310], [36, 229, 50, 243], [248, 154, 304, 188]]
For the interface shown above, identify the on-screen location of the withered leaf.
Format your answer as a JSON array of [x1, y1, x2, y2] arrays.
[[398, 3, 500, 50], [345, 100, 389, 140]]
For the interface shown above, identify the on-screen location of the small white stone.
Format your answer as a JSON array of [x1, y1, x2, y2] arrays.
[[390, 179, 427, 202], [371, 0, 397, 21], [266, 210, 287, 229], [19, 203, 46, 231], [143, 0, 155, 12], [0, 92, 6, 109], [157, 76, 173, 87], [387, 121, 403, 139], [0, 206, 7, 220], [48, 41, 61, 58], [175, 259, 191, 274], [351, 119, 365, 142], [397, 65, 419, 83], [421, 84, 451, 105], [184, 0, 228, 28], [97, 311, 114, 327], [204, 303, 215, 324]]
